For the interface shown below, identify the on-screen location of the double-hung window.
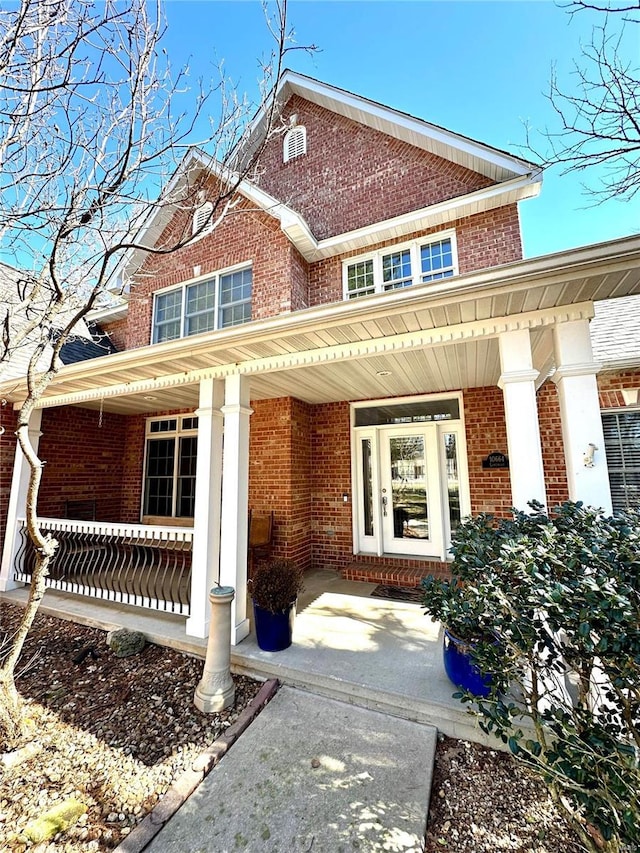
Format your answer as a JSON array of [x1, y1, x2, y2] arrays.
[[152, 265, 252, 343], [344, 232, 457, 300], [143, 416, 199, 520]]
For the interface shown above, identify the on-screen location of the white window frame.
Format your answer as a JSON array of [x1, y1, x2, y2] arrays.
[[141, 414, 199, 521], [342, 230, 458, 300], [283, 125, 307, 163], [151, 262, 252, 344]]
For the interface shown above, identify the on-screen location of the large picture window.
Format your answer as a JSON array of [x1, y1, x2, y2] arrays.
[[344, 233, 457, 300], [143, 416, 199, 519], [152, 266, 252, 343], [602, 410, 640, 513]]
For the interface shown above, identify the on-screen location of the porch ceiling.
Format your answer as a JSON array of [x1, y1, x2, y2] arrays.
[[4, 234, 640, 414]]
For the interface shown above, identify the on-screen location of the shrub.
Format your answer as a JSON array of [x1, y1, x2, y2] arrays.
[[248, 559, 304, 614], [423, 501, 640, 853]]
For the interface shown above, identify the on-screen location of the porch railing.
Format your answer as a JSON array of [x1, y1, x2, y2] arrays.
[[13, 518, 193, 616]]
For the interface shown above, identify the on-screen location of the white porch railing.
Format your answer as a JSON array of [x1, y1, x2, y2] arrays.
[[13, 518, 193, 615]]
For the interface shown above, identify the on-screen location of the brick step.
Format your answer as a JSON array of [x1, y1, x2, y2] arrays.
[[341, 561, 448, 587]]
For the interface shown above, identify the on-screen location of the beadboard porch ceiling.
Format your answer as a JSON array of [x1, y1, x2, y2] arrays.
[[4, 234, 640, 415]]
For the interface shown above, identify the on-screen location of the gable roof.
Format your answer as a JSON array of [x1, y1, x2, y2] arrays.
[[114, 72, 543, 288], [251, 70, 541, 184]]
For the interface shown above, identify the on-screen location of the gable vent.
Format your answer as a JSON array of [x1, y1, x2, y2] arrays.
[[283, 125, 307, 163], [193, 201, 213, 236]]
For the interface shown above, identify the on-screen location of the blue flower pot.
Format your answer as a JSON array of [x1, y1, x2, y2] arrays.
[[253, 600, 296, 652], [442, 628, 492, 698]]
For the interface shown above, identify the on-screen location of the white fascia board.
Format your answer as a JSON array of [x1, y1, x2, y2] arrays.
[[278, 71, 538, 179], [7, 233, 640, 402], [278, 172, 542, 263]]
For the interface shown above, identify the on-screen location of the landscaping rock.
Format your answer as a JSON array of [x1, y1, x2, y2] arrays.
[[107, 628, 147, 657], [22, 798, 87, 843]]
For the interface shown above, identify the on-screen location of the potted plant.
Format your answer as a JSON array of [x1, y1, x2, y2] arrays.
[[248, 558, 305, 652], [421, 512, 512, 697]]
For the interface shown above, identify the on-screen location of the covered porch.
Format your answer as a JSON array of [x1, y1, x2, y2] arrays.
[[2, 236, 639, 642]]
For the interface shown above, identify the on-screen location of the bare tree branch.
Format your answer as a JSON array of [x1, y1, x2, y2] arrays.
[[526, 4, 640, 201]]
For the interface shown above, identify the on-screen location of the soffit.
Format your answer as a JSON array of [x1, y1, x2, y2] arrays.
[[5, 235, 640, 413]]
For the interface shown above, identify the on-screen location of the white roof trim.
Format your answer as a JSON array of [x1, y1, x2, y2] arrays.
[[250, 70, 540, 182]]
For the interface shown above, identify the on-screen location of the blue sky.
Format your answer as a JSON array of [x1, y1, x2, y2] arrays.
[[163, 0, 639, 259]]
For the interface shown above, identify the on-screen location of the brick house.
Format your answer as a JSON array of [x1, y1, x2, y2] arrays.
[[1, 71, 640, 643]]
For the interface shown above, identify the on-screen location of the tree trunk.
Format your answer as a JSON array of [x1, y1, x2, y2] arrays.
[[0, 408, 57, 752]]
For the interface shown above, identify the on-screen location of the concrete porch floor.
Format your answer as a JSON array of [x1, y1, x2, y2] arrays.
[[0, 569, 491, 746]]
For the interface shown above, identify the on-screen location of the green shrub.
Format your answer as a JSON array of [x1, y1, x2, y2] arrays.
[[422, 501, 640, 853]]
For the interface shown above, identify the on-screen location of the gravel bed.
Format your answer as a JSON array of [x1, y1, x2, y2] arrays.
[[0, 603, 261, 851], [1, 603, 585, 852], [424, 736, 583, 853]]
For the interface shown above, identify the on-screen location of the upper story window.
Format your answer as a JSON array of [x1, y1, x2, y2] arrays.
[[343, 232, 457, 300], [283, 125, 306, 163], [152, 266, 252, 344], [193, 201, 214, 237]]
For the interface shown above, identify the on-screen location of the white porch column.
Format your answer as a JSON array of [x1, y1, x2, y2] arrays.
[[498, 329, 547, 511], [552, 320, 612, 514], [219, 374, 252, 645], [186, 379, 224, 639], [0, 408, 42, 591]]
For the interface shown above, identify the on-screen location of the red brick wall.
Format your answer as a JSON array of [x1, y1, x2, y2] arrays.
[[249, 398, 312, 570], [38, 407, 126, 521], [0, 404, 18, 546], [308, 207, 522, 307], [537, 381, 570, 508], [257, 95, 494, 241], [598, 369, 640, 408], [310, 402, 353, 570], [463, 386, 513, 517], [99, 318, 127, 352], [122, 193, 308, 349]]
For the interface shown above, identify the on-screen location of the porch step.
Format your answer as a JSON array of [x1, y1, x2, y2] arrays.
[[341, 561, 449, 587]]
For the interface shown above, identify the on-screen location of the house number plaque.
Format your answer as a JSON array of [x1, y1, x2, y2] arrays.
[[482, 451, 509, 469]]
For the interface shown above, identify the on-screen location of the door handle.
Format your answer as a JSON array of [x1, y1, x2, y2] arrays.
[[381, 495, 388, 517]]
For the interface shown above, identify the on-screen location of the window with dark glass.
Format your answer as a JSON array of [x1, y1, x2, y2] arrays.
[[143, 416, 199, 518]]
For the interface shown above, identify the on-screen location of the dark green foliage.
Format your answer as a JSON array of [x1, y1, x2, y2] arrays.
[[422, 501, 640, 853], [248, 559, 304, 614]]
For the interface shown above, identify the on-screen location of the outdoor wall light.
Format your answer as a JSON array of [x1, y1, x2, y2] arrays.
[[583, 443, 598, 468]]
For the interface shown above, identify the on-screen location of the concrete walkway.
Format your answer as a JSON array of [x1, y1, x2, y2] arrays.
[[145, 686, 437, 853]]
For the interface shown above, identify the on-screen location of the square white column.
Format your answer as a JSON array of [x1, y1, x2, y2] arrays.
[[0, 408, 42, 591], [498, 329, 547, 511], [220, 374, 252, 645], [552, 320, 612, 514], [186, 379, 224, 638]]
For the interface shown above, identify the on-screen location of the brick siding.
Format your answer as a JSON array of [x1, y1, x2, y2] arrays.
[[38, 407, 127, 521], [0, 404, 18, 546], [257, 95, 494, 241], [597, 369, 640, 409]]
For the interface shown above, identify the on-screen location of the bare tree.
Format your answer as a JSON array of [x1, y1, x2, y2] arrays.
[[532, 1, 640, 200], [0, 0, 304, 750]]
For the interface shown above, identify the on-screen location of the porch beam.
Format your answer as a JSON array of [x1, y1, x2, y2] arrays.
[[552, 320, 612, 514], [0, 409, 42, 591], [26, 304, 596, 412], [498, 329, 547, 511], [186, 378, 224, 639], [219, 374, 252, 645]]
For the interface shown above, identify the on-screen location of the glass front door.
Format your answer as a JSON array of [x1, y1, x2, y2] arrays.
[[380, 427, 442, 557]]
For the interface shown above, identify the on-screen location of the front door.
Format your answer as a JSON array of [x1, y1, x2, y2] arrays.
[[352, 395, 468, 561], [379, 426, 443, 557]]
